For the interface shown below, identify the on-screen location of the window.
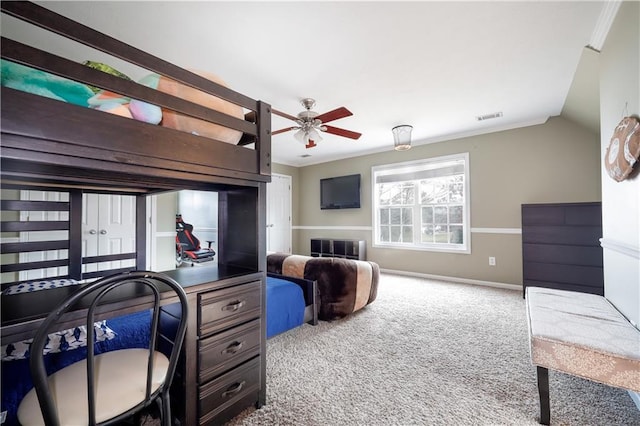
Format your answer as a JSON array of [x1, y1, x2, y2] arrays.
[[372, 153, 470, 253]]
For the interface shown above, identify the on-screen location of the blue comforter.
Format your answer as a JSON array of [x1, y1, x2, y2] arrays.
[[1, 311, 152, 426], [266, 276, 305, 338]]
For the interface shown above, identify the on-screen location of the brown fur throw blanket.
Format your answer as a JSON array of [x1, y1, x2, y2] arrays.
[[267, 253, 379, 321]]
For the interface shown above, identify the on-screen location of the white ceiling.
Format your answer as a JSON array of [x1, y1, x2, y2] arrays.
[[5, 1, 608, 166]]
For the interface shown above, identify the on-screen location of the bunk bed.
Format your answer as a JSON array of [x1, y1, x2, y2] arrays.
[[0, 2, 271, 425]]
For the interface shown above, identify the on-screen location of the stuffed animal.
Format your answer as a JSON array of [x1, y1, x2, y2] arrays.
[[88, 67, 243, 144], [154, 70, 244, 144], [2, 58, 243, 143], [1, 59, 94, 107], [85, 63, 162, 125]]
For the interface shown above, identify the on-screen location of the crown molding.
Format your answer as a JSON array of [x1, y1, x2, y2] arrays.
[[588, 1, 622, 52]]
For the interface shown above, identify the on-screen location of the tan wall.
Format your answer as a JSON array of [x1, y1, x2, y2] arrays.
[[599, 1, 639, 325], [278, 116, 601, 285]]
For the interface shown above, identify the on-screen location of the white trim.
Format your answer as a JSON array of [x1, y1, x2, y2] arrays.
[[281, 117, 549, 167], [146, 196, 155, 270], [381, 268, 521, 292], [293, 226, 521, 234], [588, 1, 622, 52], [471, 227, 521, 234], [293, 225, 373, 231], [600, 238, 640, 259], [195, 227, 217, 232], [371, 152, 471, 254], [155, 231, 176, 238], [629, 391, 640, 412]]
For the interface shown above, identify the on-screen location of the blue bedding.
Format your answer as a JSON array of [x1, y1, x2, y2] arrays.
[[266, 276, 305, 338], [1, 311, 152, 426]]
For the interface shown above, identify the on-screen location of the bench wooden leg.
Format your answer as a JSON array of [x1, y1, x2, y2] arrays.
[[537, 366, 550, 425]]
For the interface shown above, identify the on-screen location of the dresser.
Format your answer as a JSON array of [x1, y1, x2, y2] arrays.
[[521, 202, 604, 297], [164, 267, 264, 425]]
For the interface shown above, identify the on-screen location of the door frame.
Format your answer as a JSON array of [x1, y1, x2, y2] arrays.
[[266, 173, 292, 254]]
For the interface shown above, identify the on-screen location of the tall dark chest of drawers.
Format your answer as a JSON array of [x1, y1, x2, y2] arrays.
[[167, 269, 265, 426], [521, 202, 604, 297]]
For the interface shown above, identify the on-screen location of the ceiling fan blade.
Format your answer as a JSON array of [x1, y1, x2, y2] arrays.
[[272, 126, 297, 135], [272, 108, 299, 122], [316, 107, 352, 124], [323, 125, 362, 140]]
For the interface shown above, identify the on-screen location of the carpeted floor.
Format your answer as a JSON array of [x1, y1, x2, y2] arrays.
[[228, 273, 640, 426]]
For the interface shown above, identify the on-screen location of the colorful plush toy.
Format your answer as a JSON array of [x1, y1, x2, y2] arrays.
[[1, 59, 94, 107], [92, 69, 245, 144], [85, 63, 162, 125], [2, 59, 243, 143], [154, 70, 244, 144]]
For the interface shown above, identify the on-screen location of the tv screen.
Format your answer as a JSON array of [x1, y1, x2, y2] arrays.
[[320, 174, 361, 210]]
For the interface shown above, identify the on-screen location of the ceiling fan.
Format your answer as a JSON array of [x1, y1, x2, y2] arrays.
[[272, 98, 362, 148]]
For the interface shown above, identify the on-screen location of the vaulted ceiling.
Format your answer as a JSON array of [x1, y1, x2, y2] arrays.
[[3, 1, 610, 166]]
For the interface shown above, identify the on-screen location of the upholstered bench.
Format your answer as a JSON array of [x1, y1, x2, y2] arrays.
[[267, 253, 379, 321], [525, 287, 640, 425]]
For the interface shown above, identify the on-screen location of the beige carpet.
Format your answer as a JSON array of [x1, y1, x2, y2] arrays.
[[228, 273, 640, 425]]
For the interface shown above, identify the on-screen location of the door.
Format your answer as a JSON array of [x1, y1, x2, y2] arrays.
[[82, 193, 136, 274], [266, 174, 292, 253], [18, 191, 136, 279]]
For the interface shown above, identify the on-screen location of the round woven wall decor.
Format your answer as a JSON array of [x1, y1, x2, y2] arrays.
[[604, 116, 640, 182]]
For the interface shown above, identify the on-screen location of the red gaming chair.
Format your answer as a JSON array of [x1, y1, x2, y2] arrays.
[[175, 214, 216, 267]]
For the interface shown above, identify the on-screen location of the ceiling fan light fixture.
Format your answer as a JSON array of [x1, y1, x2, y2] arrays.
[[392, 125, 413, 151], [308, 127, 323, 143], [294, 128, 306, 144], [272, 98, 361, 148]]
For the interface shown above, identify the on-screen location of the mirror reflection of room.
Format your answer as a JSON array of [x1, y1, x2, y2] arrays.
[[149, 190, 218, 272]]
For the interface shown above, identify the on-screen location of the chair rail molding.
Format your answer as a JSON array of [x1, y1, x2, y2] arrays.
[[600, 238, 640, 259]]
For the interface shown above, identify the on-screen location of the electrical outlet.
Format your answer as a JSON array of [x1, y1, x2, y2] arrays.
[[489, 256, 496, 266]]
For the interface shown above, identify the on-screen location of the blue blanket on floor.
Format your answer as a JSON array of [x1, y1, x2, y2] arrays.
[[266, 276, 305, 338]]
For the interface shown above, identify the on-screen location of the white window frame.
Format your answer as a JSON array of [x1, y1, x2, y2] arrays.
[[371, 152, 471, 254]]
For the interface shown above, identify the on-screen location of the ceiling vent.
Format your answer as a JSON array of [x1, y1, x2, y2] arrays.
[[476, 112, 503, 121]]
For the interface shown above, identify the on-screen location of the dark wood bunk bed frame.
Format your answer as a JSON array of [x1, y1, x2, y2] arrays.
[[1, 2, 271, 424]]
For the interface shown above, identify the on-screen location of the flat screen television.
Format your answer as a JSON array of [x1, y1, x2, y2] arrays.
[[320, 174, 361, 210]]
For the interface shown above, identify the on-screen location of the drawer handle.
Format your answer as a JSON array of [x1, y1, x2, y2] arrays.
[[222, 341, 244, 355], [222, 300, 246, 312], [222, 381, 245, 398]]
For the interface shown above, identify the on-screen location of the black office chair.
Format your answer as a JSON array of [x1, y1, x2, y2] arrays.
[[16, 271, 188, 426]]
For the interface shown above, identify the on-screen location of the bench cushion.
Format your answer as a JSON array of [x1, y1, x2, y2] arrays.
[[526, 287, 640, 392]]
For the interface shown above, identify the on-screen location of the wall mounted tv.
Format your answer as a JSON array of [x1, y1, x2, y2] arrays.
[[320, 174, 361, 210]]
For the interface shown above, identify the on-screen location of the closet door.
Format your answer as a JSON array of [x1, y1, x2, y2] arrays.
[[82, 194, 136, 274], [266, 174, 292, 254]]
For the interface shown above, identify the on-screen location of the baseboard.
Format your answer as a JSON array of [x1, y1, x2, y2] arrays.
[[629, 391, 640, 411], [380, 268, 521, 292]]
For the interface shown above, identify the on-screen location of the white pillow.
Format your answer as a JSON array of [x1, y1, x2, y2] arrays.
[[1, 320, 116, 361]]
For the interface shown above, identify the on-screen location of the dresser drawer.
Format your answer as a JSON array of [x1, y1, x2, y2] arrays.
[[199, 357, 261, 425], [199, 281, 261, 336], [199, 319, 261, 383]]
